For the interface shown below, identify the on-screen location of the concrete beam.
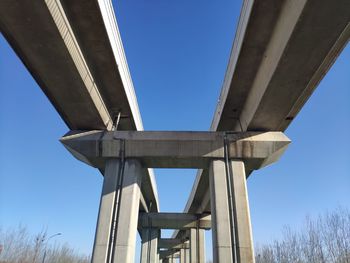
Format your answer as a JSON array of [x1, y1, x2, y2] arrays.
[[0, 0, 159, 213], [158, 239, 189, 249], [139, 213, 211, 230], [212, 0, 350, 132], [159, 250, 180, 260], [61, 130, 290, 170]]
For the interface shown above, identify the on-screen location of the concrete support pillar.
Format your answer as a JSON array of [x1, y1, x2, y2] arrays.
[[141, 228, 159, 263], [185, 248, 190, 263], [189, 228, 205, 263], [209, 160, 233, 263], [91, 159, 142, 263], [209, 159, 255, 263], [189, 229, 197, 263], [229, 160, 255, 263], [180, 248, 188, 263]]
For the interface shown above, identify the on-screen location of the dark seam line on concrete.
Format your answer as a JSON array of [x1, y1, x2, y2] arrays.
[[109, 139, 125, 263], [224, 132, 237, 262]]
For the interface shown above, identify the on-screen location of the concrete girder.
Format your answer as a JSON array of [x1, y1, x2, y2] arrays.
[[60, 130, 290, 171], [159, 250, 180, 260], [212, 0, 350, 132], [0, 0, 159, 213], [139, 213, 211, 230], [158, 239, 189, 250]]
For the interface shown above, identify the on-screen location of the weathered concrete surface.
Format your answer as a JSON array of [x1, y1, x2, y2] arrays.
[[139, 213, 211, 230], [60, 130, 290, 170]]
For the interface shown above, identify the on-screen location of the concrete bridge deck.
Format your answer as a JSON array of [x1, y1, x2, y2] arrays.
[[173, 0, 350, 245], [0, 0, 159, 212]]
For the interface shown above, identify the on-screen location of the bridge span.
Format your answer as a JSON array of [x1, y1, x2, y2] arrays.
[[1, 0, 349, 262]]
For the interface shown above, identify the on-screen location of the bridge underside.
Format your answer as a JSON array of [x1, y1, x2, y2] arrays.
[[61, 130, 290, 262], [0, 0, 159, 213], [1, 0, 349, 262]]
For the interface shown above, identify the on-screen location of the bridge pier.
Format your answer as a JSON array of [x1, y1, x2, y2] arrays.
[[190, 228, 205, 263], [141, 228, 159, 263], [209, 159, 254, 263], [91, 158, 142, 263], [61, 130, 289, 263]]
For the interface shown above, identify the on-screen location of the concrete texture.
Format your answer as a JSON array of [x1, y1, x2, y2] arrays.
[[60, 130, 290, 170]]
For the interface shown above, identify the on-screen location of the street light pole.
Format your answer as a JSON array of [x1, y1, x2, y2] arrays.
[[42, 233, 62, 263]]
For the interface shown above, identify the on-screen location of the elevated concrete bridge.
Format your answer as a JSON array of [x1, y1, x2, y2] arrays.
[[1, 0, 349, 262]]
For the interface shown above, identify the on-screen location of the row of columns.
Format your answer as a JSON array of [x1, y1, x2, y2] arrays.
[[91, 158, 254, 262]]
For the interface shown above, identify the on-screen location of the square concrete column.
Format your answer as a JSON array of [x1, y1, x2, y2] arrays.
[[209, 160, 234, 263], [91, 158, 142, 263], [189, 229, 196, 263], [190, 229, 205, 263], [185, 247, 190, 263], [180, 248, 185, 263], [229, 160, 255, 263], [141, 228, 159, 263]]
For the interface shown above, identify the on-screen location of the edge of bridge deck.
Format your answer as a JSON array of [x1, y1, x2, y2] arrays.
[[0, 0, 159, 211], [173, 0, 350, 240]]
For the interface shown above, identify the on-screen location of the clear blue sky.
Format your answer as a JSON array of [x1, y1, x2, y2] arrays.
[[0, 0, 349, 261]]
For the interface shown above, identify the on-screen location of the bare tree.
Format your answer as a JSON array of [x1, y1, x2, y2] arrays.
[[0, 225, 89, 263], [255, 207, 350, 263]]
